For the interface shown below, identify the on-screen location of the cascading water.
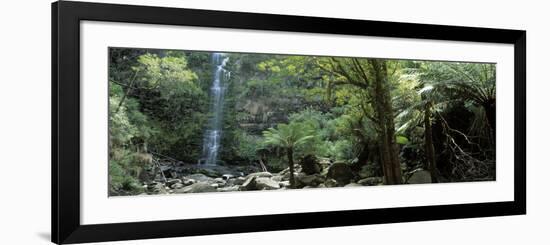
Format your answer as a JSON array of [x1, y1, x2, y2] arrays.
[[199, 53, 230, 165]]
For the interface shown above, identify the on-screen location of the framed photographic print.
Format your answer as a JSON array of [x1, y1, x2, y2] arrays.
[[52, 1, 526, 244]]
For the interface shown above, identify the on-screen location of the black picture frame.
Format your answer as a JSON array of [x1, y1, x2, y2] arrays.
[[52, 1, 526, 244]]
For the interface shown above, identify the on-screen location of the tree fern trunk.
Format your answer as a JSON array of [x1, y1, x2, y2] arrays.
[[424, 101, 438, 183], [287, 147, 296, 188]]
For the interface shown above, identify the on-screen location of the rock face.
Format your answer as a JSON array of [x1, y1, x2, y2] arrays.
[[174, 182, 217, 193], [407, 170, 432, 184], [327, 162, 355, 186], [300, 154, 322, 175]]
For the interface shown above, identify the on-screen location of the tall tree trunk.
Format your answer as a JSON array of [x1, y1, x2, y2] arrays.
[[424, 101, 438, 183], [370, 60, 402, 185], [287, 147, 296, 188]]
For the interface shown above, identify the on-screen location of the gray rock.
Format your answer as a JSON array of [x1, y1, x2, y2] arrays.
[[239, 176, 257, 191], [344, 183, 363, 187], [147, 182, 166, 193], [324, 178, 338, 188], [278, 168, 289, 176], [245, 172, 273, 179], [217, 186, 240, 192], [407, 170, 432, 184], [358, 177, 383, 186], [255, 177, 281, 190], [182, 178, 196, 186], [271, 175, 283, 182], [278, 164, 301, 176], [281, 171, 299, 181], [174, 182, 217, 194], [228, 176, 246, 186], [170, 183, 184, 189], [279, 181, 291, 188], [214, 178, 227, 187], [166, 179, 182, 186], [185, 174, 212, 182], [222, 174, 234, 180], [297, 174, 324, 187]]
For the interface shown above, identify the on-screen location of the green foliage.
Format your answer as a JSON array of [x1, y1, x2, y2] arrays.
[[109, 148, 144, 195], [396, 135, 410, 145], [263, 122, 316, 150], [235, 130, 263, 160]]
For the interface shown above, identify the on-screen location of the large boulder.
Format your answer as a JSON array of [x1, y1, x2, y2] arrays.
[[239, 176, 257, 191], [300, 155, 322, 175], [255, 177, 281, 190], [326, 162, 355, 186], [357, 177, 383, 186], [174, 182, 217, 194], [228, 177, 246, 186], [407, 170, 432, 184]]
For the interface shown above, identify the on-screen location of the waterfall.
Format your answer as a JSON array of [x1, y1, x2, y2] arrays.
[[199, 53, 230, 165]]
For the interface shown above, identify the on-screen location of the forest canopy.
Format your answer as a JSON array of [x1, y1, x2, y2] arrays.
[[108, 47, 496, 196]]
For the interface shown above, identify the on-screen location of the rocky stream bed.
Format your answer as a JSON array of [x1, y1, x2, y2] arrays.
[[140, 157, 433, 195]]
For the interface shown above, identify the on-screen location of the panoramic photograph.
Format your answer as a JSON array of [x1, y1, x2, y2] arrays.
[[108, 47, 496, 196]]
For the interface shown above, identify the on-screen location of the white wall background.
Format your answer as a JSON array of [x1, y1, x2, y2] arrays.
[[0, 0, 547, 244]]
